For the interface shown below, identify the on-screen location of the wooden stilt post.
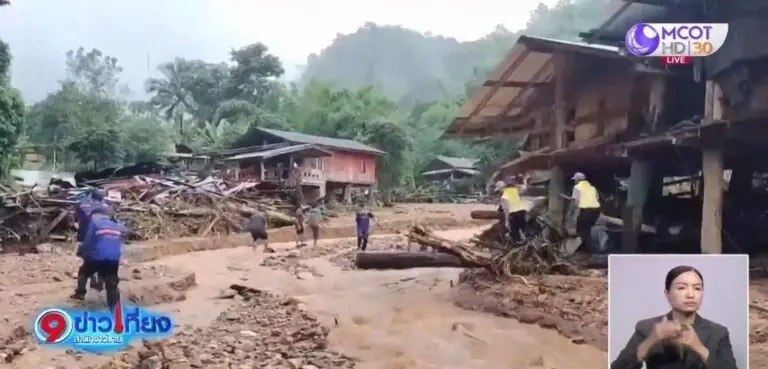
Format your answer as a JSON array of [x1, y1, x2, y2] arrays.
[[700, 147, 723, 254], [622, 158, 653, 253], [547, 52, 572, 232], [700, 81, 725, 254], [548, 166, 565, 230]]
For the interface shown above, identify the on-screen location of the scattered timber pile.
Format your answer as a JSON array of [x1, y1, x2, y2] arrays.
[[384, 196, 605, 277], [0, 175, 296, 251], [390, 185, 480, 203]]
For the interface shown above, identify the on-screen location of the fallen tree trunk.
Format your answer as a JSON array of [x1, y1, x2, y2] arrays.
[[355, 251, 479, 269], [408, 225, 492, 267]]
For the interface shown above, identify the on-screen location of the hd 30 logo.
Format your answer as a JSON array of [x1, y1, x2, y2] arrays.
[[32, 302, 173, 352]]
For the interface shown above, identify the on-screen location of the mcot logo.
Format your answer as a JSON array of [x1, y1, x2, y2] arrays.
[[625, 23, 728, 58]]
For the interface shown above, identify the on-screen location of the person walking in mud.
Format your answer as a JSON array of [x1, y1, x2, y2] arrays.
[[294, 205, 307, 248], [497, 175, 529, 245], [71, 205, 126, 311], [246, 211, 274, 253], [306, 202, 324, 248], [568, 172, 601, 252], [74, 189, 106, 292], [355, 202, 374, 251]]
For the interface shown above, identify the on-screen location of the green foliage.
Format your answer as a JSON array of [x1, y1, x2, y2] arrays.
[[363, 121, 412, 192], [290, 82, 395, 138], [121, 115, 173, 163], [18, 0, 609, 190], [146, 43, 285, 146], [66, 47, 124, 97], [0, 38, 25, 177], [301, 23, 518, 108]]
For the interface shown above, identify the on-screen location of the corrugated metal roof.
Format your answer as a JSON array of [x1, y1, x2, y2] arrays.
[[422, 168, 480, 176], [224, 144, 332, 161], [444, 34, 630, 139], [257, 128, 387, 155], [435, 155, 479, 169]]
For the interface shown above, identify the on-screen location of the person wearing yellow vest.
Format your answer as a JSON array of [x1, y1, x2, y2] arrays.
[[569, 172, 601, 251], [497, 175, 529, 243]]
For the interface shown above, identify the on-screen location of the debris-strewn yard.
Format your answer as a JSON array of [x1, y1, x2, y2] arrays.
[[102, 286, 356, 369], [0, 175, 297, 252]]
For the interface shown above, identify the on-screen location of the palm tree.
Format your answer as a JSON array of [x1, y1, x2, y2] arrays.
[[146, 58, 197, 141]]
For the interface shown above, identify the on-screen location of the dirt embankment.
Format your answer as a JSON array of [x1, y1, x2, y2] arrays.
[[453, 269, 608, 351]]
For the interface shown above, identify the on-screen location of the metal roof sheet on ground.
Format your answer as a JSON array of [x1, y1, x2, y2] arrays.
[[224, 144, 332, 161], [434, 155, 479, 169], [421, 168, 481, 176], [445, 35, 625, 139], [256, 128, 387, 155]]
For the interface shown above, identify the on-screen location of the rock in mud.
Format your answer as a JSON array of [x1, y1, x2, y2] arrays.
[[101, 287, 355, 369]]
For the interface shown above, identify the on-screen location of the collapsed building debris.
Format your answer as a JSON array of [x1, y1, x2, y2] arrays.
[[0, 174, 297, 252]]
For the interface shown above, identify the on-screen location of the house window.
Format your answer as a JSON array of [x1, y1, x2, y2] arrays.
[[361, 160, 367, 173]]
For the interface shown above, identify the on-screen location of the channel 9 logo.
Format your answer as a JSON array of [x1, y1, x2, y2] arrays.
[[625, 23, 728, 59]]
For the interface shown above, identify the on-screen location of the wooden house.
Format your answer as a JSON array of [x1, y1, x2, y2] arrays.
[[580, 0, 768, 255], [421, 156, 480, 188], [447, 0, 768, 254], [444, 34, 702, 249], [229, 128, 386, 203]]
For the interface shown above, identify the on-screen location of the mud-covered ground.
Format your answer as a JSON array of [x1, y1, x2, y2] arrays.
[[453, 269, 608, 350], [454, 268, 768, 369], [260, 236, 405, 277], [102, 287, 355, 369]]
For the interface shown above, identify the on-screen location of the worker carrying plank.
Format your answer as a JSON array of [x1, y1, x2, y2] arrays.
[[74, 189, 107, 292], [495, 174, 529, 244], [568, 172, 601, 252]]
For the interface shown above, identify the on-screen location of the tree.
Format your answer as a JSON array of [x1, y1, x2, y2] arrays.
[[227, 43, 284, 105], [146, 58, 197, 138], [0, 38, 25, 177], [65, 47, 124, 97], [363, 121, 412, 200], [147, 43, 285, 139], [121, 115, 173, 163], [63, 93, 125, 169], [292, 82, 396, 138]]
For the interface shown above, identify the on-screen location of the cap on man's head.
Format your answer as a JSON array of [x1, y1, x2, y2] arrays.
[[571, 172, 586, 181]]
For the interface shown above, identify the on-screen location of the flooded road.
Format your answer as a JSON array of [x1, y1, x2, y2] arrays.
[[152, 227, 607, 369]]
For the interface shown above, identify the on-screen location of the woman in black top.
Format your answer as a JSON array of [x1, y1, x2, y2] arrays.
[[611, 265, 738, 369]]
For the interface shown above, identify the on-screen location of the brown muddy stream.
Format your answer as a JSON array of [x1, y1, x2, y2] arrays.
[[154, 228, 607, 369]]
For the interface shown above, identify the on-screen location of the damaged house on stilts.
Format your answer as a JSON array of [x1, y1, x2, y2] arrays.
[[446, 0, 768, 255]]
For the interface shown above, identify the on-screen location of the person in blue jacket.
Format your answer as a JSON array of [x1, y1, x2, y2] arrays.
[[71, 205, 128, 311], [355, 203, 374, 251], [74, 189, 107, 291], [74, 190, 104, 245]]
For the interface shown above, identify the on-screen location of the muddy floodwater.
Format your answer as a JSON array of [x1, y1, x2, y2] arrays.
[[1, 219, 607, 369], [150, 227, 607, 369]]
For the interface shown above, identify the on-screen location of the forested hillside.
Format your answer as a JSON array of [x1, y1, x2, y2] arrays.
[[300, 0, 613, 106], [0, 0, 613, 195]]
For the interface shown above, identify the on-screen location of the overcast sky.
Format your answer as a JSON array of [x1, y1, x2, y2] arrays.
[[0, 0, 559, 102]]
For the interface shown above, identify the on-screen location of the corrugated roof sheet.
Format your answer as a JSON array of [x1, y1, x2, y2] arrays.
[[435, 155, 479, 169], [422, 168, 480, 176], [224, 144, 332, 161], [258, 128, 386, 155]]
